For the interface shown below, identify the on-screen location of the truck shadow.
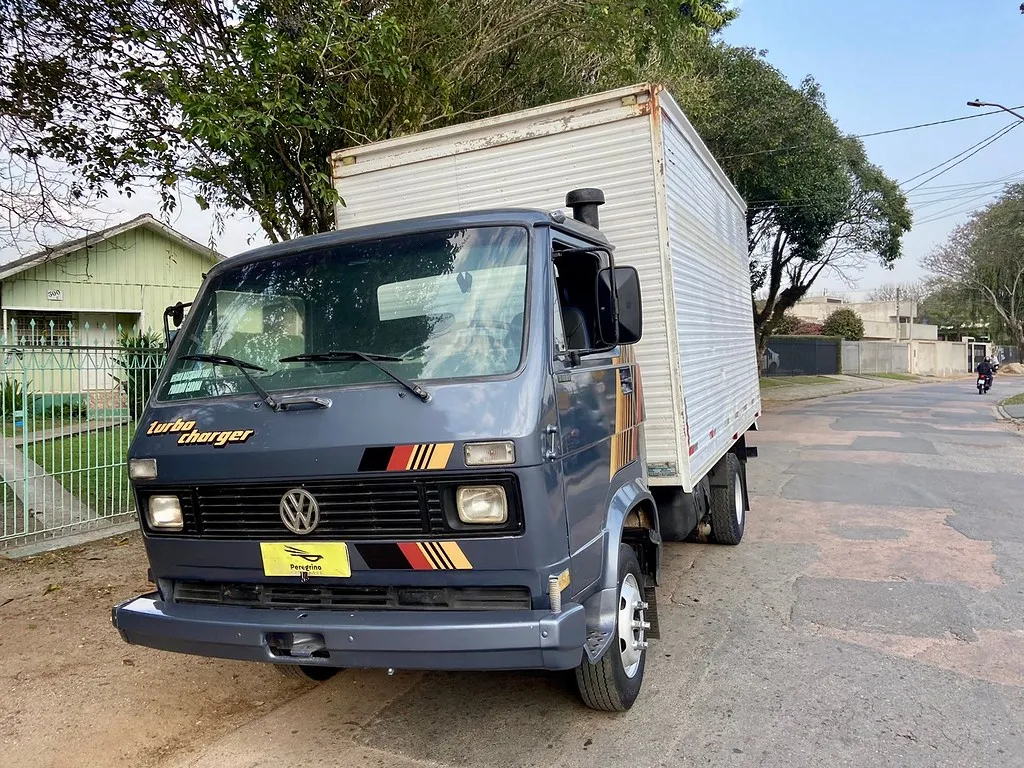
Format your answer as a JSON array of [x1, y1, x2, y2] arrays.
[[343, 668, 584, 764]]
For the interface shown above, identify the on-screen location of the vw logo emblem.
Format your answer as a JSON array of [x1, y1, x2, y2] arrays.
[[279, 488, 320, 535]]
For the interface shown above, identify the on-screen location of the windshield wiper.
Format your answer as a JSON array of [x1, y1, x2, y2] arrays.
[[280, 350, 431, 403], [180, 353, 280, 411]]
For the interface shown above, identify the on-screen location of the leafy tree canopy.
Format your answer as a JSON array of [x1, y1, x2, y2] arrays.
[[822, 307, 864, 341]]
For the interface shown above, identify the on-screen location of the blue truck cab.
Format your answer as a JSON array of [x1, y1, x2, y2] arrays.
[[113, 190, 672, 710]]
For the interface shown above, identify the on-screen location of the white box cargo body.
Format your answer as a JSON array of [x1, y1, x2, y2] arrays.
[[330, 84, 760, 492]]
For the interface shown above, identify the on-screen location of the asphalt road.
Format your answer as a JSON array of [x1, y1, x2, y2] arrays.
[[166, 380, 1024, 768]]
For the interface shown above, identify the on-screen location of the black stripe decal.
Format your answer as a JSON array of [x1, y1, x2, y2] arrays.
[[358, 447, 394, 473], [430, 542, 456, 570], [421, 443, 436, 470], [419, 543, 444, 570], [409, 444, 425, 471], [354, 543, 412, 570]]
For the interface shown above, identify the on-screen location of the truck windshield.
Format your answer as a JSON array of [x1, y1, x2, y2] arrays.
[[159, 226, 529, 402]]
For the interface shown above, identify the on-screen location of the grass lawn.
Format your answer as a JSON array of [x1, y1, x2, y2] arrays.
[[26, 423, 135, 516], [1001, 392, 1024, 407], [869, 373, 919, 382], [3, 415, 88, 438], [760, 375, 835, 389]]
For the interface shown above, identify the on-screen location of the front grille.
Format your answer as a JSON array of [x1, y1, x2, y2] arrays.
[[172, 580, 532, 611], [194, 478, 431, 539], [141, 474, 521, 540]]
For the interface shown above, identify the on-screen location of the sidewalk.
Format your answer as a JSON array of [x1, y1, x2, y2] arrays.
[[762, 374, 891, 403], [760, 374, 934, 405]]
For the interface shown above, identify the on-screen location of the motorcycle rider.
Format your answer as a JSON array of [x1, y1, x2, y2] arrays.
[[977, 356, 994, 391]]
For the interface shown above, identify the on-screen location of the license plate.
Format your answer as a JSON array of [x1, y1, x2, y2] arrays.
[[260, 542, 351, 578]]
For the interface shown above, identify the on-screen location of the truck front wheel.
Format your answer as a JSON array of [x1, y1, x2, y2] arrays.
[[574, 544, 649, 711], [274, 664, 339, 682]]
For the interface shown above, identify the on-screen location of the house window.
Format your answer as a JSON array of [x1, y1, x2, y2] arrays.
[[7, 312, 77, 345]]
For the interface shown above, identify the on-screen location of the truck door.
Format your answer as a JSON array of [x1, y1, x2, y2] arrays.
[[550, 244, 619, 594]]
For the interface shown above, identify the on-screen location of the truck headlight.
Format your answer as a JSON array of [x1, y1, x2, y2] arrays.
[[456, 485, 508, 524], [147, 496, 183, 530]]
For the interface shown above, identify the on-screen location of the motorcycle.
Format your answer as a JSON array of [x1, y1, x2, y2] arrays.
[[977, 373, 992, 395]]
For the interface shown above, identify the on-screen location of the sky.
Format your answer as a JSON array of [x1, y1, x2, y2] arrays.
[[15, 0, 1022, 301], [722, 0, 1024, 298]]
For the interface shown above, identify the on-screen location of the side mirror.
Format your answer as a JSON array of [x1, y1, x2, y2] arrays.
[[597, 266, 643, 346], [162, 301, 192, 350]]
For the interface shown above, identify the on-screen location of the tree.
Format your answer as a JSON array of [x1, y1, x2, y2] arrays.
[[678, 46, 910, 354], [867, 281, 928, 302], [772, 313, 802, 335], [923, 184, 1024, 354], [1, 0, 735, 243], [822, 308, 864, 340]]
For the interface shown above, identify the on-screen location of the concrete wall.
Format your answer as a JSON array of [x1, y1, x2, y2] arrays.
[[909, 340, 968, 376], [842, 341, 910, 374]]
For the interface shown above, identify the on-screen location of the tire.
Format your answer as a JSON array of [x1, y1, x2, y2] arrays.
[[710, 453, 745, 545], [575, 545, 649, 711], [274, 664, 340, 682]]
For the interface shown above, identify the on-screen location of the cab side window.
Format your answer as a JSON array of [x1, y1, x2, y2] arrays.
[[552, 264, 568, 355], [552, 247, 601, 352]]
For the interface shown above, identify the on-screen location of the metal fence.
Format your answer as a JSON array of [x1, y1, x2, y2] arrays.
[[762, 337, 841, 376], [0, 321, 164, 548]]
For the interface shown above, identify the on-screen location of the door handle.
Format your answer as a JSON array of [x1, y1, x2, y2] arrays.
[[544, 424, 558, 460]]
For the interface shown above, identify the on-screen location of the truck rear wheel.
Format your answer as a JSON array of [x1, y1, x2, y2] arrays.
[[710, 453, 745, 545], [274, 664, 339, 682], [574, 544, 648, 711]]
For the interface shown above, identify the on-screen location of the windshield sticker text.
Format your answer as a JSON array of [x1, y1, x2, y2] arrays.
[[167, 369, 211, 395], [146, 418, 255, 448]]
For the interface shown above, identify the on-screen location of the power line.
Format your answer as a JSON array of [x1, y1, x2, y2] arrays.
[[718, 104, 1024, 161], [902, 122, 1021, 193], [898, 123, 1018, 186], [914, 191, 1001, 225]]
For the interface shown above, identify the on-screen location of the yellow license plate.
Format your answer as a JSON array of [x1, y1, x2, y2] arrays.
[[259, 542, 351, 578]]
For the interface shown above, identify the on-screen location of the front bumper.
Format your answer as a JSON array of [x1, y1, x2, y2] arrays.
[[112, 594, 586, 671]]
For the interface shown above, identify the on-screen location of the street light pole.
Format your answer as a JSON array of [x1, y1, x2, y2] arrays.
[[967, 100, 1024, 123]]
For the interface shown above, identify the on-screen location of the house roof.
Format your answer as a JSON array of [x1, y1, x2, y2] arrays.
[[0, 214, 224, 282]]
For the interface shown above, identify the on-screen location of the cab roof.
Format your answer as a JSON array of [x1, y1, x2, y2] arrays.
[[212, 208, 611, 277]]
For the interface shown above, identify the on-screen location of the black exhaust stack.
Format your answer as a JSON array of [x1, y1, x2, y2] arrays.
[[566, 188, 605, 230]]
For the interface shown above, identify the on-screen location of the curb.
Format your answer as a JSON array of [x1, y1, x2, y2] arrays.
[[0, 520, 138, 560]]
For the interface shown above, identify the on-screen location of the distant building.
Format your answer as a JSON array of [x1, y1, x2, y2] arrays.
[[792, 295, 938, 341]]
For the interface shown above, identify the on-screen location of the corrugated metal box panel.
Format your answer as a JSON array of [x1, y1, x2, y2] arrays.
[[659, 97, 760, 484], [333, 90, 682, 469]]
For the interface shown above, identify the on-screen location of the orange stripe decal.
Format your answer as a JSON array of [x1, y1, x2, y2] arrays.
[[426, 443, 453, 470], [440, 542, 472, 570]]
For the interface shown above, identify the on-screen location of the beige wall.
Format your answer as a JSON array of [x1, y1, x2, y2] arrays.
[[910, 340, 968, 376]]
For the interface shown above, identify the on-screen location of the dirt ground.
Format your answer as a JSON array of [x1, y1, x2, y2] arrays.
[[0, 532, 311, 768]]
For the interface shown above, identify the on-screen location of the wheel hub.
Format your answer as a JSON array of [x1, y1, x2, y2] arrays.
[[618, 573, 648, 678], [734, 473, 745, 528]]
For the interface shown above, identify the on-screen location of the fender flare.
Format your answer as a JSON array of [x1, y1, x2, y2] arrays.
[[579, 478, 657, 663]]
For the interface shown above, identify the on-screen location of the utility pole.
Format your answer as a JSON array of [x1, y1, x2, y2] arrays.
[[895, 286, 901, 341]]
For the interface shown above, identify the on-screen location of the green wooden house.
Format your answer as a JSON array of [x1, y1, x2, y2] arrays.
[[0, 214, 222, 344], [0, 215, 222, 412]]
